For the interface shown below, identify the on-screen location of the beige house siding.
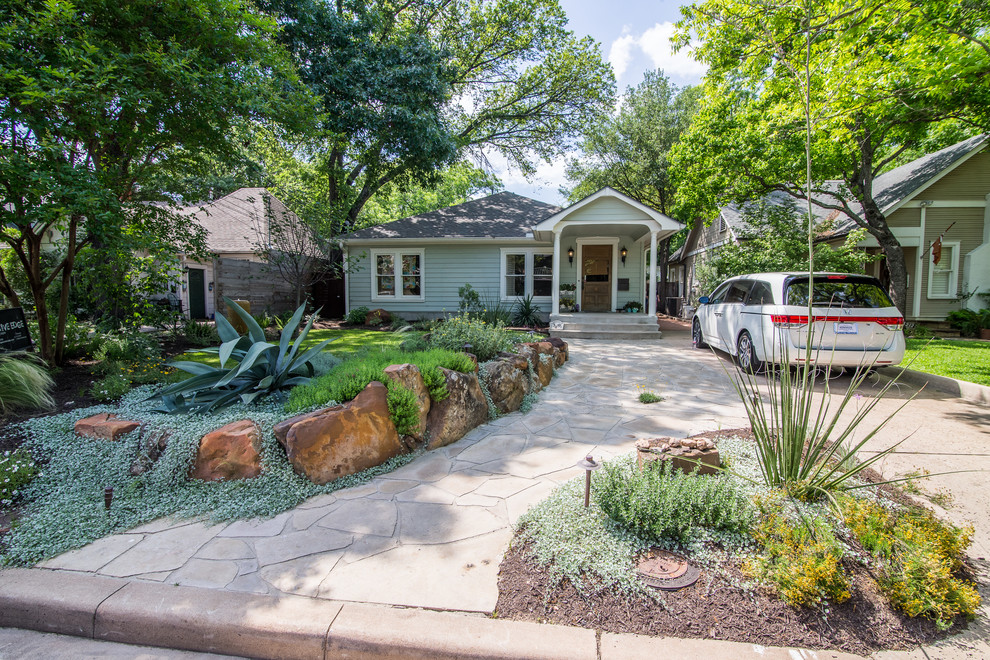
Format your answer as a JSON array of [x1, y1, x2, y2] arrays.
[[915, 152, 990, 201]]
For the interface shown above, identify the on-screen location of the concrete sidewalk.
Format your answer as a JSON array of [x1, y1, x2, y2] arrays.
[[0, 334, 986, 658]]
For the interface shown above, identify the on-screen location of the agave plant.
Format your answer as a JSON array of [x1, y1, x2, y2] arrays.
[[153, 299, 333, 413]]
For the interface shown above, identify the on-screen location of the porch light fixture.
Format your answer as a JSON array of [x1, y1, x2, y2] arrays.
[[567, 247, 574, 264], [620, 246, 628, 264]]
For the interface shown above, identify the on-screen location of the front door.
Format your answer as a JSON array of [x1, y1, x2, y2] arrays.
[[188, 268, 207, 319], [581, 245, 612, 312]]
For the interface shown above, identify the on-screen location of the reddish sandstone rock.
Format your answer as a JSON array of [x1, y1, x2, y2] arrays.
[[546, 337, 569, 366], [484, 357, 529, 414], [515, 342, 555, 387], [274, 382, 403, 485], [74, 413, 140, 441], [383, 363, 430, 446], [190, 420, 263, 481], [425, 367, 489, 449]]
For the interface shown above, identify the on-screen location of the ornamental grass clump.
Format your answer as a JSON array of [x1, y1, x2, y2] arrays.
[[153, 299, 333, 413], [593, 456, 753, 544], [841, 495, 980, 629], [0, 352, 55, 413]]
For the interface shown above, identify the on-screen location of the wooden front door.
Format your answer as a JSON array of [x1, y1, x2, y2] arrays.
[[581, 245, 612, 312]]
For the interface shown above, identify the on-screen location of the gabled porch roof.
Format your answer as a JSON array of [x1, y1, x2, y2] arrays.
[[533, 187, 684, 242]]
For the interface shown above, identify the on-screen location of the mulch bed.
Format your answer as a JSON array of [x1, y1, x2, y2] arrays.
[[495, 428, 967, 655]]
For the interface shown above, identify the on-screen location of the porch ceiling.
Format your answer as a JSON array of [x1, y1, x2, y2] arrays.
[[556, 223, 651, 241]]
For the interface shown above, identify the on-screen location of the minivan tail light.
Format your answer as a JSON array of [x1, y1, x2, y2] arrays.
[[771, 314, 904, 330]]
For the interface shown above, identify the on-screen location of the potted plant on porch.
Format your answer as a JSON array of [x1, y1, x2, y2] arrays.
[[559, 283, 577, 312]]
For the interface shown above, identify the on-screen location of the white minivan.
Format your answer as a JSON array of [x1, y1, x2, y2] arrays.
[[692, 272, 905, 371]]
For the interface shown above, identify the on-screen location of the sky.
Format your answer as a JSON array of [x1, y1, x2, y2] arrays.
[[492, 0, 707, 205]]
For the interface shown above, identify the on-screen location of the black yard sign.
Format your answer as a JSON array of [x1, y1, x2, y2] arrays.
[[0, 308, 33, 352]]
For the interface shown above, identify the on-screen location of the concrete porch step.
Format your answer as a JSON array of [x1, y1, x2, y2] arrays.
[[552, 329, 663, 340]]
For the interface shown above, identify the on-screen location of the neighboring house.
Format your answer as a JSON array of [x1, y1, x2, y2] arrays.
[[176, 187, 334, 319], [341, 187, 684, 321], [672, 135, 990, 321]]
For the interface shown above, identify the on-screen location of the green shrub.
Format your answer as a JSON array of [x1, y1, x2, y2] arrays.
[[594, 456, 753, 544], [428, 315, 515, 361], [386, 384, 420, 436], [153, 299, 332, 413], [946, 309, 990, 337], [841, 496, 980, 628], [90, 374, 131, 402], [744, 497, 850, 608], [0, 352, 55, 413], [286, 348, 474, 414], [458, 283, 482, 315], [638, 391, 663, 404], [477, 291, 512, 326], [182, 320, 221, 347], [345, 306, 370, 325], [903, 322, 936, 339], [91, 330, 160, 368], [0, 448, 38, 506]]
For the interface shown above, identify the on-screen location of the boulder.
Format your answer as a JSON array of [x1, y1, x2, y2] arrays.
[[74, 413, 140, 441], [383, 363, 430, 447], [514, 341, 555, 387], [426, 367, 489, 449], [484, 356, 529, 414], [274, 382, 403, 485], [190, 420, 263, 481], [364, 308, 391, 326], [546, 337, 569, 364]]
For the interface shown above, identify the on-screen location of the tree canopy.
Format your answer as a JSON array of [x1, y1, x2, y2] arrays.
[[564, 71, 702, 215], [672, 0, 990, 313], [258, 0, 615, 230], [0, 0, 309, 362]]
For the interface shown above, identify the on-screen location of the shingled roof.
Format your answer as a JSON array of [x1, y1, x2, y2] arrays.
[[344, 191, 560, 241], [182, 187, 298, 253]]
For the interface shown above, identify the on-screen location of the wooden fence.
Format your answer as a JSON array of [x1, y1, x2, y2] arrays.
[[213, 257, 299, 316]]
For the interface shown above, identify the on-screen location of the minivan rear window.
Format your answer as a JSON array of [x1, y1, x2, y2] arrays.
[[784, 276, 894, 308]]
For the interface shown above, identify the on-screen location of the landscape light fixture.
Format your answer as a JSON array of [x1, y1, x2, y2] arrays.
[[567, 247, 574, 264], [620, 246, 628, 264], [576, 455, 600, 507]]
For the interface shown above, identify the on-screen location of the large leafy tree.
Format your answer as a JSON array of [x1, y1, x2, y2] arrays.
[[564, 71, 702, 215], [258, 0, 614, 231], [673, 0, 990, 313], [0, 0, 308, 363]]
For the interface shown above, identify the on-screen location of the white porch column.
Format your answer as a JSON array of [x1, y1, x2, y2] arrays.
[[552, 230, 561, 316], [648, 230, 658, 316]]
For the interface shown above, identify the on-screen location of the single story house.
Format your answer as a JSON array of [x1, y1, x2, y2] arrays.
[[340, 187, 684, 328], [176, 187, 341, 319], [671, 134, 990, 321]]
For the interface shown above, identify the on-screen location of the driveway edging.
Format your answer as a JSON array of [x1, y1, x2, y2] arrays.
[[880, 366, 990, 406]]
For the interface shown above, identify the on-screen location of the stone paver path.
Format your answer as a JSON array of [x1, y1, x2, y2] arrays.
[[40, 334, 749, 613]]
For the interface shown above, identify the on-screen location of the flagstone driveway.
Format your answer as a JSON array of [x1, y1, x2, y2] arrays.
[[39, 334, 751, 613]]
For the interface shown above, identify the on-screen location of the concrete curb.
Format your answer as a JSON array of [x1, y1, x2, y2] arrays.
[[0, 567, 863, 660], [880, 366, 990, 406]]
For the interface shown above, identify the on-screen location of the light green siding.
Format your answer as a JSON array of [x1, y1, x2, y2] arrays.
[[347, 243, 551, 317], [918, 207, 985, 319]]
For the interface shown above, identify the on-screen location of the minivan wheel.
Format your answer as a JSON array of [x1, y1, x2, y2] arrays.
[[736, 331, 763, 373], [692, 318, 707, 349]]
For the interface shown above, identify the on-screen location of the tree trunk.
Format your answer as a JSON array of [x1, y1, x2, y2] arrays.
[[54, 218, 80, 364]]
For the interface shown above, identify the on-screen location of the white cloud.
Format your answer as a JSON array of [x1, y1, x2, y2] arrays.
[[607, 33, 637, 80], [606, 22, 706, 83]]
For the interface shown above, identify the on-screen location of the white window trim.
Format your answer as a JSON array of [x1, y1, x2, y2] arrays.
[[927, 240, 959, 300], [499, 248, 553, 301], [370, 248, 425, 302]]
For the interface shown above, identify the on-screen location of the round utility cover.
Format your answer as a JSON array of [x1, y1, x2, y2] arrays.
[[636, 549, 700, 590]]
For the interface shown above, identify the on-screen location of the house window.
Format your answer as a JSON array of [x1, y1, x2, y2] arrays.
[[501, 249, 553, 300], [372, 249, 424, 301], [927, 241, 959, 299]]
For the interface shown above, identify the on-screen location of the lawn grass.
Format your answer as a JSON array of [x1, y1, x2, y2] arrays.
[[903, 338, 990, 387], [179, 328, 412, 368]]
